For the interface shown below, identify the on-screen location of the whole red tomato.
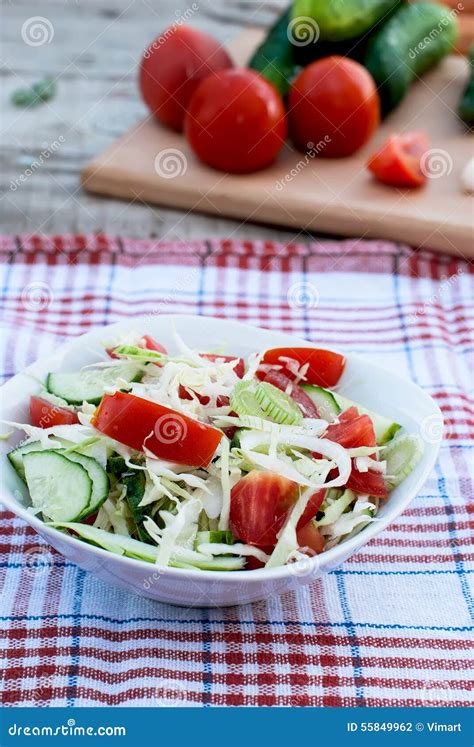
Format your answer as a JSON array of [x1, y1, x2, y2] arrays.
[[185, 68, 287, 173], [139, 25, 233, 132], [288, 56, 380, 157]]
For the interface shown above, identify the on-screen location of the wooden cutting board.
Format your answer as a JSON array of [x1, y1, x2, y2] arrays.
[[82, 29, 473, 257]]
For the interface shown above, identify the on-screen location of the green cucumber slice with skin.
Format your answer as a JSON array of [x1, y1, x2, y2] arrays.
[[23, 450, 92, 522], [230, 381, 267, 419], [49, 522, 245, 570], [112, 345, 164, 362], [333, 393, 401, 445], [56, 449, 109, 518], [195, 530, 234, 547], [255, 382, 303, 425], [315, 489, 356, 527], [300, 384, 341, 422], [7, 438, 72, 482], [383, 434, 424, 489], [46, 363, 142, 405]]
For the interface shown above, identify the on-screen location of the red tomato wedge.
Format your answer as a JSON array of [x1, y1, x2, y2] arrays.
[[257, 347, 345, 388], [296, 521, 325, 555], [367, 132, 429, 188], [230, 470, 298, 546], [30, 396, 79, 428], [229, 470, 325, 547], [107, 335, 167, 359], [324, 407, 376, 449], [91, 391, 222, 467], [346, 468, 388, 498], [263, 370, 320, 419]]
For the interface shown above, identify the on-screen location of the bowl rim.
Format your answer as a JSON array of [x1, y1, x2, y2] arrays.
[[0, 313, 442, 584]]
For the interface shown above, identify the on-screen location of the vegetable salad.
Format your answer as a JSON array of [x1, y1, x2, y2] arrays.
[[5, 331, 424, 572]]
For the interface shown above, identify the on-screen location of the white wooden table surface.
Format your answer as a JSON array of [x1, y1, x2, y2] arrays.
[[1, 0, 312, 242]]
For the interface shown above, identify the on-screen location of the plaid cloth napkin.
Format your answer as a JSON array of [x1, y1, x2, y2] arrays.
[[0, 234, 472, 708]]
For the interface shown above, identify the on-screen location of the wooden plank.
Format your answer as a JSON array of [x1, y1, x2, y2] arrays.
[[82, 30, 473, 258]]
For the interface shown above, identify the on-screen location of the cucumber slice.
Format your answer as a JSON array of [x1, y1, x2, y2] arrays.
[[46, 363, 142, 405], [315, 489, 356, 527], [230, 381, 267, 418], [112, 345, 164, 362], [23, 450, 92, 522], [300, 384, 341, 422], [255, 382, 303, 425], [7, 441, 44, 481], [57, 450, 109, 518], [334, 393, 401, 445], [7, 438, 72, 482], [195, 530, 234, 546], [383, 434, 424, 489], [49, 522, 245, 570]]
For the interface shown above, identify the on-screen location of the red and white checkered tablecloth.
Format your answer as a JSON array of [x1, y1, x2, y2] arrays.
[[0, 234, 472, 707]]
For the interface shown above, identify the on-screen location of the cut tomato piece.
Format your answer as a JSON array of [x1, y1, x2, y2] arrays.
[[229, 470, 298, 547], [91, 391, 222, 467], [200, 353, 245, 379], [347, 467, 388, 498], [296, 521, 325, 555], [263, 370, 320, 418], [367, 132, 429, 188], [258, 347, 345, 388], [29, 396, 79, 428], [299, 489, 326, 528], [324, 407, 376, 449]]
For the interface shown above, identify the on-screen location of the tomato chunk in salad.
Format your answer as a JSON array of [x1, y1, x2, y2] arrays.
[[257, 347, 345, 387]]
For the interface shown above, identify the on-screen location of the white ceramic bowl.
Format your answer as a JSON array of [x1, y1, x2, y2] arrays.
[[0, 315, 442, 607]]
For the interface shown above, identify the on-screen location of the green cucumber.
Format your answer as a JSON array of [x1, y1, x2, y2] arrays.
[[365, 2, 458, 114], [254, 382, 303, 425], [57, 449, 109, 518], [383, 434, 424, 489], [300, 384, 341, 422], [111, 345, 164, 362], [47, 362, 142, 405], [49, 522, 245, 570], [7, 438, 73, 482], [23, 450, 92, 522], [249, 8, 301, 97], [315, 489, 355, 526], [195, 530, 234, 547], [459, 45, 474, 126], [334, 393, 401, 445], [230, 381, 267, 419], [293, 0, 401, 42]]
